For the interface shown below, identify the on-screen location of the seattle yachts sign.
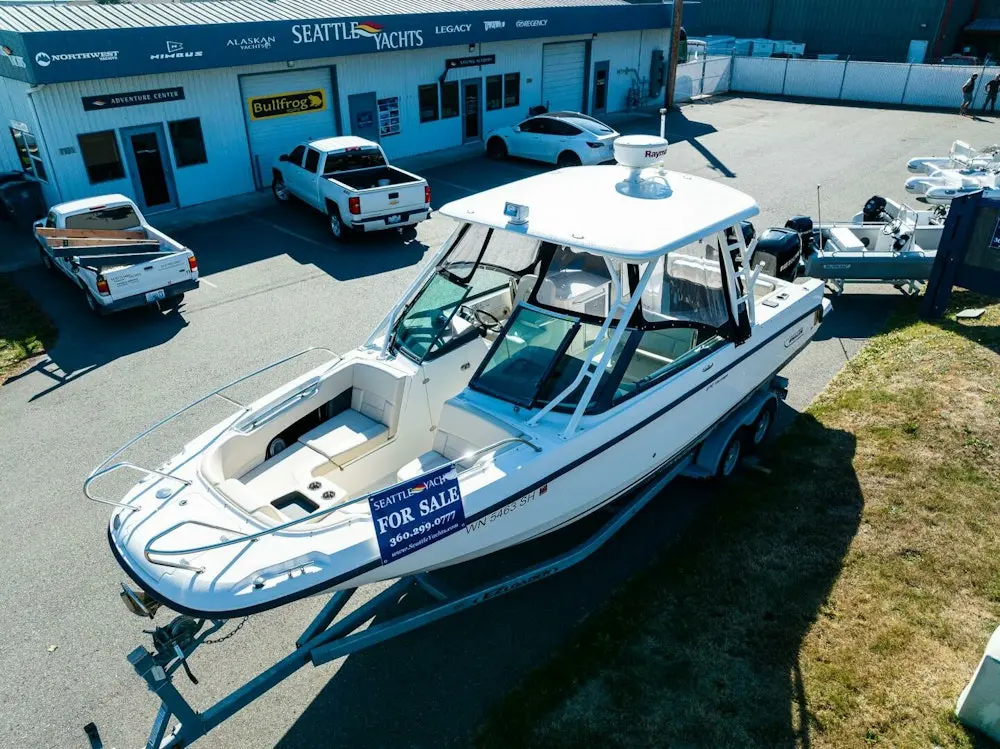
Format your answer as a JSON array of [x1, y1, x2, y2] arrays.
[[292, 21, 424, 50]]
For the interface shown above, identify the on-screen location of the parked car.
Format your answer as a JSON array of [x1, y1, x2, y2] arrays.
[[34, 194, 198, 315], [485, 111, 620, 167], [271, 136, 430, 241]]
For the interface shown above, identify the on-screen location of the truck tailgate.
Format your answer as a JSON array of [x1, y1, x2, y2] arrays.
[[104, 252, 194, 301], [359, 179, 426, 215]]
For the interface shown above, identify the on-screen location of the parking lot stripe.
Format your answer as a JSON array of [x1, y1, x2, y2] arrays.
[[248, 216, 332, 250], [200, 278, 219, 288], [430, 178, 478, 194]]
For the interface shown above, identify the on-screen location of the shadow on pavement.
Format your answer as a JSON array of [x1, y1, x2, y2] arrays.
[[270, 415, 859, 749], [2, 266, 189, 401], [812, 290, 904, 344]]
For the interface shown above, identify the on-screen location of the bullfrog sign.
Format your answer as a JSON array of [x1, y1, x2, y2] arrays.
[[367, 465, 465, 564]]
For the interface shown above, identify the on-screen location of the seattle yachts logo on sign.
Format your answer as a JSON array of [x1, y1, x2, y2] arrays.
[[292, 20, 423, 51], [435, 23, 472, 34], [368, 465, 465, 565], [227, 36, 276, 51], [483, 20, 505, 30], [34, 50, 118, 67], [516, 19, 548, 27], [0, 45, 26, 69], [150, 41, 203, 60], [248, 89, 326, 121]]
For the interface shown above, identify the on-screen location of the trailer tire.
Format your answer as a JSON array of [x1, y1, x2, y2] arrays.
[[748, 401, 776, 450], [716, 433, 743, 480]]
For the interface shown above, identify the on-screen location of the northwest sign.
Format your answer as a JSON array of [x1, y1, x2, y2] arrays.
[[367, 464, 465, 565], [0, 45, 26, 69], [35, 50, 118, 67], [248, 89, 326, 121], [292, 21, 424, 50], [82, 87, 185, 111], [446, 54, 496, 69]]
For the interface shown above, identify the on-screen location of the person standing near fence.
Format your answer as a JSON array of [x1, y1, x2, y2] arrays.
[[984, 74, 1000, 114], [960, 73, 978, 116]]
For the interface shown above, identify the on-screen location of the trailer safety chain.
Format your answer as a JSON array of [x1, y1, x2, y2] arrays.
[[203, 616, 250, 645]]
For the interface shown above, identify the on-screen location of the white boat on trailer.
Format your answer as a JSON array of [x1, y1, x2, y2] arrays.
[[92, 134, 830, 622]]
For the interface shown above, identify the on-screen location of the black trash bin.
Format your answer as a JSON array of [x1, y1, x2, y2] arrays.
[[0, 178, 45, 227]]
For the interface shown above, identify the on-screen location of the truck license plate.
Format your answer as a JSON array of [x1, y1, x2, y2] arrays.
[[145, 289, 166, 303], [386, 214, 402, 225]]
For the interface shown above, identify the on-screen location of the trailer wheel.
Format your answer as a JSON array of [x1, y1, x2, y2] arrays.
[[716, 433, 743, 479], [748, 401, 776, 451]]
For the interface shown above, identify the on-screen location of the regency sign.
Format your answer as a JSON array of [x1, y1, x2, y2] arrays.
[[248, 89, 326, 120]]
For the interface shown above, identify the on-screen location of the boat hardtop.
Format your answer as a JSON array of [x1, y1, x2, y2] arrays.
[[94, 135, 829, 618]]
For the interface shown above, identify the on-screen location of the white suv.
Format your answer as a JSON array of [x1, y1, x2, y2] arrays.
[[485, 111, 619, 167]]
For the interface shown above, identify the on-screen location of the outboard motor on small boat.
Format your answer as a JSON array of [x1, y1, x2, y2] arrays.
[[862, 195, 888, 223]]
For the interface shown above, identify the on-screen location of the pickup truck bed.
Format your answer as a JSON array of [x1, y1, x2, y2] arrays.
[[327, 166, 421, 191]]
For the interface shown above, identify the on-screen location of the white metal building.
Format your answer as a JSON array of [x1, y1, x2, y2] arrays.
[[0, 0, 688, 214]]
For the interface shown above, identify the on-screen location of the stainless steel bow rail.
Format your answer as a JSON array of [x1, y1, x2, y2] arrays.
[[85, 380, 787, 749], [142, 436, 543, 574], [83, 347, 341, 512]]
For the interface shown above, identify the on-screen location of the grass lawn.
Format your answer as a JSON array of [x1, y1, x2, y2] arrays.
[[0, 274, 56, 380], [477, 295, 1000, 749]]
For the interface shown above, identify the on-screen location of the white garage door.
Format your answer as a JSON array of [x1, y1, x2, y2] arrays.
[[542, 41, 587, 112], [240, 68, 337, 187]]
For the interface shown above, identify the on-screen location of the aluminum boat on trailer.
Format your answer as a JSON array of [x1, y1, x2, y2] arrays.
[[92, 135, 831, 620]]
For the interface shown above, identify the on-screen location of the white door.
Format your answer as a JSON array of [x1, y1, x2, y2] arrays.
[[906, 40, 929, 64], [240, 68, 337, 189], [542, 41, 587, 113]]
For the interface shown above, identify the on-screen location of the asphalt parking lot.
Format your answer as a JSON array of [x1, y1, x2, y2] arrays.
[[0, 97, 992, 749]]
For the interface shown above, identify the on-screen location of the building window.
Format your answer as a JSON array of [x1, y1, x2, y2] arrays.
[[168, 118, 207, 168], [441, 81, 459, 118], [504, 73, 520, 108], [78, 131, 124, 184], [486, 75, 503, 111], [10, 129, 47, 182], [418, 84, 439, 123]]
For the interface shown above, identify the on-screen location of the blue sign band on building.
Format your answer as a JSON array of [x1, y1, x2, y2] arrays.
[[368, 464, 466, 565], [0, 3, 695, 85]]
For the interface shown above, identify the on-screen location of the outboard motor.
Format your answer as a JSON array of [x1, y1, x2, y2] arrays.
[[751, 228, 802, 281], [862, 195, 888, 223]]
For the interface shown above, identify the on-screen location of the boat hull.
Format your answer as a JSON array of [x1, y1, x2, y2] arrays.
[[109, 288, 826, 619]]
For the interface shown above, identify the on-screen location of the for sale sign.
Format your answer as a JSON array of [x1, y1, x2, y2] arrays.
[[368, 465, 465, 565]]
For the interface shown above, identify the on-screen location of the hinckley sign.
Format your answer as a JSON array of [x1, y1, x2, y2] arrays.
[[446, 54, 496, 69], [81, 86, 185, 111], [248, 89, 326, 120]]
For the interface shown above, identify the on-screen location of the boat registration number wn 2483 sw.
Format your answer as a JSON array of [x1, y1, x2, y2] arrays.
[[367, 465, 466, 564]]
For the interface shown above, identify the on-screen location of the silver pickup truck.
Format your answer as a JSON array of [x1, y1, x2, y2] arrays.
[[271, 136, 430, 241], [34, 194, 198, 315]]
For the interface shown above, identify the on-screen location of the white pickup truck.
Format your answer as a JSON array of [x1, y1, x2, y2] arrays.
[[271, 136, 430, 241], [34, 194, 199, 315]]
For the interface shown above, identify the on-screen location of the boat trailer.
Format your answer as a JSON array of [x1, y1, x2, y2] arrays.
[[86, 379, 786, 749]]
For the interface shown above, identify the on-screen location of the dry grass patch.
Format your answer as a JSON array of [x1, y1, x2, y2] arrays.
[[0, 273, 56, 379], [478, 295, 1000, 749]]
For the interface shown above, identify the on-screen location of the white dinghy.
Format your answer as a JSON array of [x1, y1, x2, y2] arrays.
[[93, 136, 830, 619], [907, 141, 1000, 175]]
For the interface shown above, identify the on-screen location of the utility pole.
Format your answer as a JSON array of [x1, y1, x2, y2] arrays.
[[665, 0, 684, 110]]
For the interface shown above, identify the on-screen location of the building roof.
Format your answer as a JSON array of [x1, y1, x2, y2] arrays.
[[0, 0, 632, 32], [438, 165, 759, 259], [0, 0, 688, 85]]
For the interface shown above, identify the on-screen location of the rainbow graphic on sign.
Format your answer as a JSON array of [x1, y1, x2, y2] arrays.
[[410, 482, 428, 494], [354, 22, 383, 37]]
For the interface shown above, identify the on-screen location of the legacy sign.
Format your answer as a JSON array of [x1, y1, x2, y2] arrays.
[[82, 86, 185, 111], [248, 89, 325, 120]]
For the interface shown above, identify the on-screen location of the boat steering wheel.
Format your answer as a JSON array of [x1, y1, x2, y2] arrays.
[[460, 305, 503, 334], [882, 217, 903, 236]]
